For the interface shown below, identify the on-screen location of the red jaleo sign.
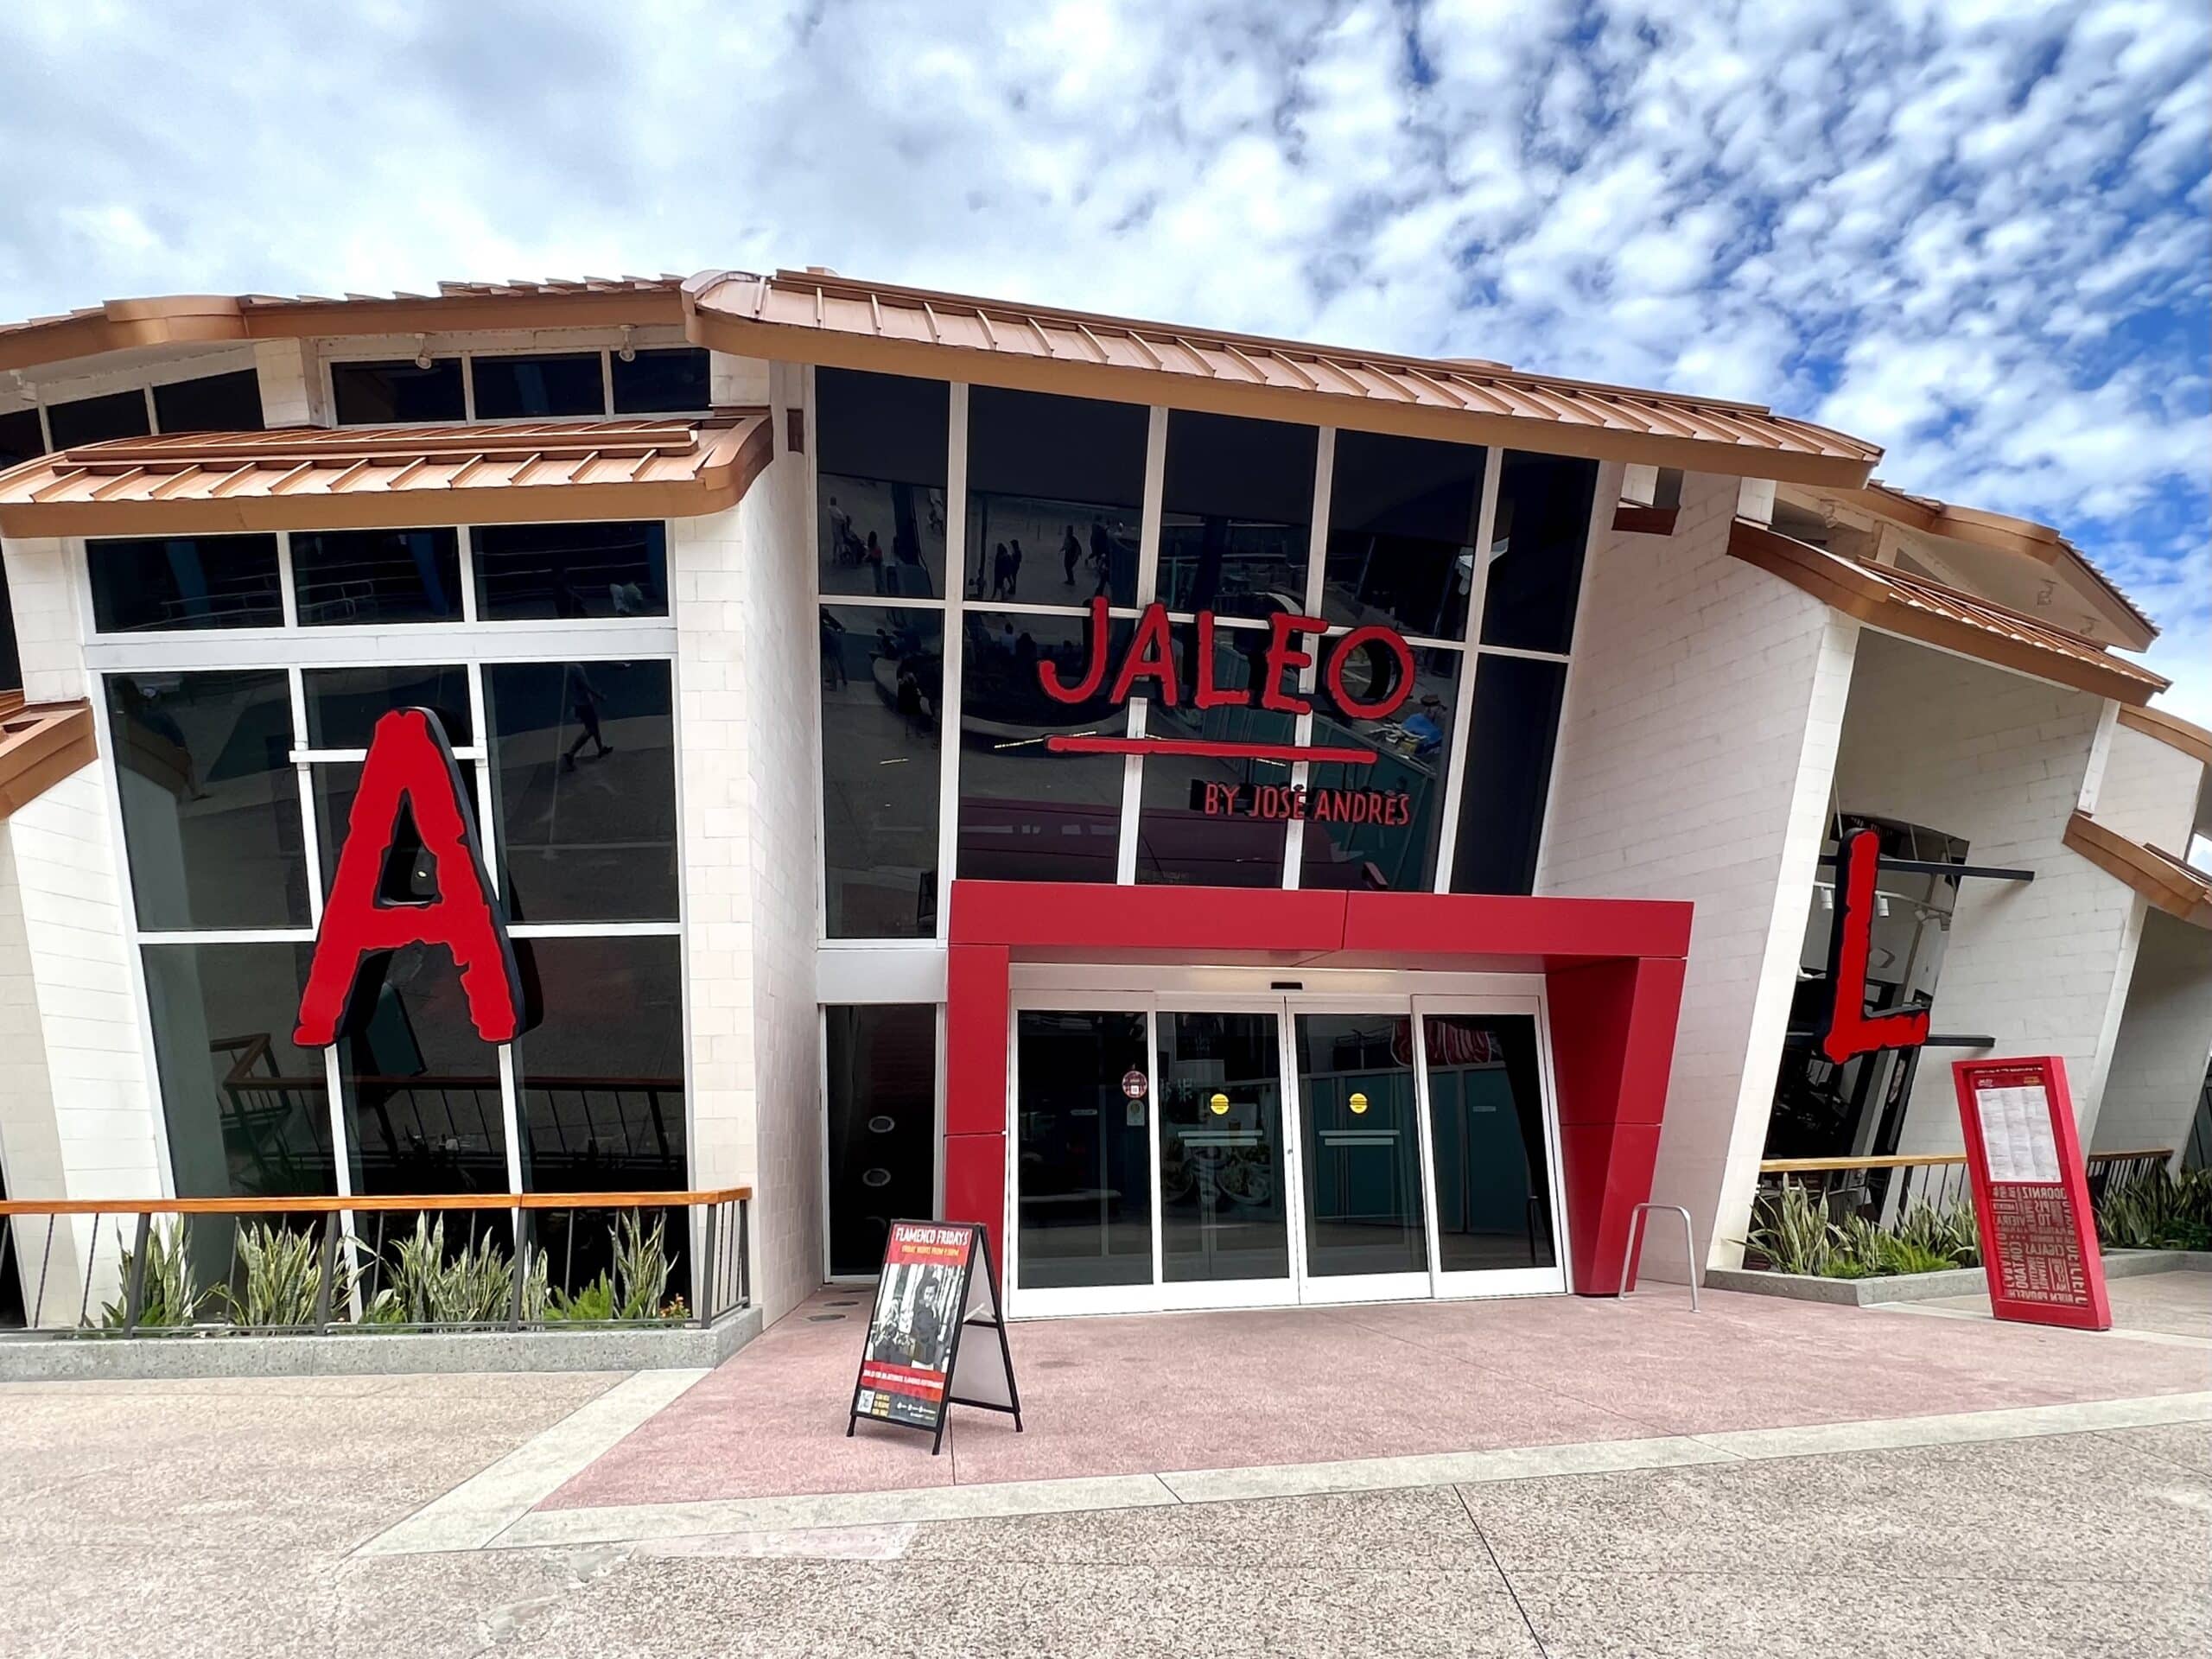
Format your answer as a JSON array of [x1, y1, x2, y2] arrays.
[[294, 708, 523, 1048], [1039, 598, 1414, 770], [1951, 1056, 2111, 1331], [1814, 827, 1930, 1065]]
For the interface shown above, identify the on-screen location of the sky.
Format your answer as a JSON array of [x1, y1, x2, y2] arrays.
[[1, 0, 2206, 716]]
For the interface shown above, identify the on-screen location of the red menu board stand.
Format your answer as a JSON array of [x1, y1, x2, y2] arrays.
[[1951, 1056, 2111, 1332]]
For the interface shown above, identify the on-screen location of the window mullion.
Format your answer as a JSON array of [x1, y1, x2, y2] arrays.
[[935, 384, 969, 935], [1282, 428, 1333, 888], [1431, 445, 1505, 894], [1119, 408, 1168, 883]]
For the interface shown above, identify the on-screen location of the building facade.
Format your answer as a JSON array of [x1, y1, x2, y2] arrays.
[[1, 270, 2206, 1329]]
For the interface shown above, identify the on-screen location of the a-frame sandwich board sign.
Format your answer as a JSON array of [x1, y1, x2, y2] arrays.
[[847, 1220, 1022, 1455]]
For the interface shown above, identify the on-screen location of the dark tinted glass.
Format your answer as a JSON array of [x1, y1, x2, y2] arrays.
[[1160, 411, 1315, 620], [46, 388, 149, 448], [612, 348, 711, 413], [152, 370, 264, 434], [471, 353, 606, 419], [1325, 430, 1485, 639], [1300, 643, 1460, 892], [90, 535, 281, 632], [825, 1004, 938, 1276], [821, 606, 942, 936], [303, 664, 473, 750], [312, 760, 480, 898], [1424, 1014, 1556, 1269], [1480, 452, 1597, 652], [1159, 1010, 1290, 1282], [967, 388, 1146, 606], [107, 670, 307, 930], [486, 660, 677, 922], [1296, 1011, 1427, 1277], [1449, 654, 1567, 894], [334, 944, 509, 1197], [512, 935, 685, 1191], [0, 563, 18, 693], [957, 609, 1127, 884], [142, 941, 334, 1198], [1135, 620, 1294, 888], [331, 359, 466, 425], [290, 528, 462, 626], [472, 521, 667, 620], [1015, 1009, 1152, 1289], [0, 407, 45, 467], [817, 368, 948, 599]]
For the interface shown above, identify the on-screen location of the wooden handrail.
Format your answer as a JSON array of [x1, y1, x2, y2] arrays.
[[0, 1187, 750, 1218], [1760, 1149, 2169, 1174]]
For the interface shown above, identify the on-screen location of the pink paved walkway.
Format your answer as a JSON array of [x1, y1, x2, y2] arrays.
[[540, 1280, 2210, 1510]]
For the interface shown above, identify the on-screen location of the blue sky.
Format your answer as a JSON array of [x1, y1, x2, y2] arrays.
[[2, 0, 2205, 715]]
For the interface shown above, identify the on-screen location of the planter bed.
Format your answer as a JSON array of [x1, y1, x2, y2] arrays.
[[1705, 1249, 2207, 1308]]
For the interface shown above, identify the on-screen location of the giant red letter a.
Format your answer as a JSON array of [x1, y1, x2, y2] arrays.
[[294, 708, 522, 1047]]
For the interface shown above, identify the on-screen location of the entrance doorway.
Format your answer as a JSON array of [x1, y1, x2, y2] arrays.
[[1006, 976, 1566, 1317]]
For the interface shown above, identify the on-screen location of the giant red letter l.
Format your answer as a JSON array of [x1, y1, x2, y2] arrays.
[[294, 708, 522, 1047], [1815, 827, 1930, 1065]]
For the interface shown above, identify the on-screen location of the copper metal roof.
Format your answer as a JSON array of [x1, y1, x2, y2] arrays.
[[685, 269, 1882, 487], [2064, 811, 2212, 930], [0, 412, 772, 537], [1728, 518, 2168, 705], [0, 277, 688, 371], [0, 694, 97, 820]]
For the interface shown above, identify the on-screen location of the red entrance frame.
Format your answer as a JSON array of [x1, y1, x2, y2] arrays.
[[943, 880, 1694, 1297]]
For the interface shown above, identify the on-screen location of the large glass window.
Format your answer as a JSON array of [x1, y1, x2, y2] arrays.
[[957, 609, 1127, 884], [332, 359, 466, 425], [105, 632, 683, 1211], [471, 353, 606, 420], [0, 407, 42, 467], [107, 670, 308, 930], [512, 936, 685, 1191], [1300, 642, 1461, 893], [152, 370, 264, 435], [1449, 655, 1567, 895], [334, 945, 510, 1197], [472, 521, 667, 620], [1325, 431, 1486, 640], [821, 606, 943, 937], [290, 528, 462, 626], [612, 348, 710, 414], [1159, 411, 1314, 621], [486, 660, 677, 923], [1480, 453, 1597, 653], [303, 664, 473, 750], [1158, 1011, 1289, 1282], [89, 535, 282, 632], [47, 388, 149, 448], [142, 941, 332, 1198], [817, 368, 948, 600], [967, 388, 1145, 606], [1296, 1012, 1427, 1278]]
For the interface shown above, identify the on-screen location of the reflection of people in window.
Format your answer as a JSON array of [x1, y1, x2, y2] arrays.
[[563, 668, 613, 770], [819, 610, 848, 687], [1061, 524, 1081, 586], [991, 542, 1014, 599], [1403, 695, 1449, 757], [1007, 538, 1025, 597], [827, 494, 854, 564]]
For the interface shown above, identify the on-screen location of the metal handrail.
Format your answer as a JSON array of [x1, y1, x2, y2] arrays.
[[1615, 1202, 1698, 1312], [0, 1188, 752, 1338]]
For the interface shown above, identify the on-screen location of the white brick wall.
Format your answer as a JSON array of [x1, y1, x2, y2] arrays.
[[252, 339, 319, 427], [1831, 631, 2138, 1148], [2093, 910, 2212, 1157], [3, 537, 89, 704], [2091, 721, 2203, 853], [668, 359, 823, 1324], [1539, 471, 1858, 1274], [0, 762, 165, 1314]]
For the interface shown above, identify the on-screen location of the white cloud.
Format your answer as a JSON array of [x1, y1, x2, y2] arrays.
[[0, 0, 2202, 710]]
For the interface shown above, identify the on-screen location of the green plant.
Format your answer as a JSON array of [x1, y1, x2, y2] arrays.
[[2096, 1166, 2212, 1252], [544, 1214, 683, 1323], [1827, 1214, 1887, 1279], [1744, 1180, 1837, 1275], [1887, 1197, 1979, 1269], [546, 1272, 616, 1323], [225, 1222, 332, 1327], [371, 1217, 545, 1325], [99, 1218, 211, 1328], [1878, 1237, 1954, 1276]]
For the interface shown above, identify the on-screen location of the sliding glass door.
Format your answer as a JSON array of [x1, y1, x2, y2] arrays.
[[1006, 984, 1566, 1315]]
